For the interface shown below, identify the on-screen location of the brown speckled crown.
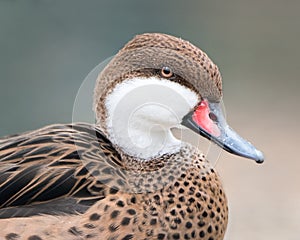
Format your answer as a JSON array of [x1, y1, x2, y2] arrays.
[[94, 33, 222, 129]]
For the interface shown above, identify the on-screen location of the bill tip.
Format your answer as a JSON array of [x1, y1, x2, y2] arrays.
[[254, 149, 264, 164]]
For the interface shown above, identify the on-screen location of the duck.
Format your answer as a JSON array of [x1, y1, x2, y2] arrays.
[[0, 33, 264, 240]]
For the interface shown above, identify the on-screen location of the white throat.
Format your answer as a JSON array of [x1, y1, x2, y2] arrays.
[[105, 77, 199, 160]]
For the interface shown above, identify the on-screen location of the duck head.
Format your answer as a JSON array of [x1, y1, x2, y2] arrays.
[[93, 33, 264, 163]]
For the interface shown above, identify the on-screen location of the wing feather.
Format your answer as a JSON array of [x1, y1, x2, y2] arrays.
[[0, 123, 123, 218]]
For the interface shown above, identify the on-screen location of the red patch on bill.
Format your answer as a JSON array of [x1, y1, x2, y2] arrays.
[[192, 100, 221, 137]]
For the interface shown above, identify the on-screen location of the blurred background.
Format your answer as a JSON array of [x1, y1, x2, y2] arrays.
[[0, 1, 299, 239]]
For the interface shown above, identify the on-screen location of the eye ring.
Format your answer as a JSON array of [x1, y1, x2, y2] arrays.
[[160, 66, 174, 78]]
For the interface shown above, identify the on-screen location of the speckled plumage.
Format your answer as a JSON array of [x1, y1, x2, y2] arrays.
[[0, 33, 230, 240]]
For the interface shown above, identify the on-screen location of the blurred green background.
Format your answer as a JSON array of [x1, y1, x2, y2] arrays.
[[0, 1, 299, 239]]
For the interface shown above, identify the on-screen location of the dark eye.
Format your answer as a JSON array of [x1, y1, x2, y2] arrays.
[[160, 66, 174, 78], [209, 112, 218, 122]]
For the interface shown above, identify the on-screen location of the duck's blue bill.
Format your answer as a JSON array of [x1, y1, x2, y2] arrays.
[[181, 99, 264, 164]]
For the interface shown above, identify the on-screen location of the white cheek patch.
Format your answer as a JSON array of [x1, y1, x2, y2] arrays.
[[105, 77, 199, 160]]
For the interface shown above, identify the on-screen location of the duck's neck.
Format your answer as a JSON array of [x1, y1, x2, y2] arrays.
[[104, 77, 199, 160]]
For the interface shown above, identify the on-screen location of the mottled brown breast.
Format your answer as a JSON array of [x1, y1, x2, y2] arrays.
[[70, 144, 228, 240]]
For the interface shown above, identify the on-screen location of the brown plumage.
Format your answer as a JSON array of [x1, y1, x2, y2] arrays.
[[0, 33, 263, 240]]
